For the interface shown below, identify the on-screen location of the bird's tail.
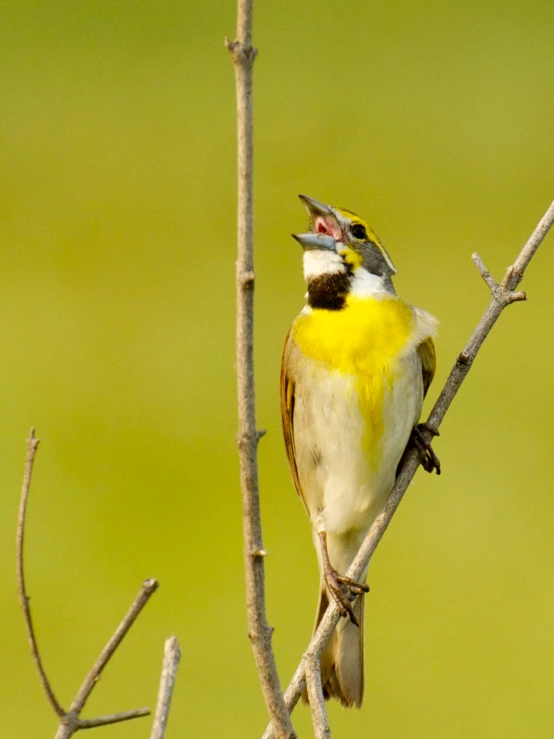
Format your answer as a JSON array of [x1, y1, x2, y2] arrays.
[[303, 583, 364, 708]]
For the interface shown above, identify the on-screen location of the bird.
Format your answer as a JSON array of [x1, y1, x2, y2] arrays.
[[280, 194, 439, 708]]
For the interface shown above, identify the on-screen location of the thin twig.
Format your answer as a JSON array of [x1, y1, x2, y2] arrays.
[[53, 581, 158, 739], [68, 578, 159, 714], [150, 637, 181, 739], [16, 428, 65, 718], [76, 709, 151, 729], [262, 199, 554, 738], [226, 1, 296, 738]]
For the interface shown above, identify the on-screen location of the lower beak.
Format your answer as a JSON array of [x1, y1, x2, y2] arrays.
[[292, 233, 337, 251]]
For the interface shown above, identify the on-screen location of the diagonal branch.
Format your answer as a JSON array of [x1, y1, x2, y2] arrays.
[[52, 584, 157, 739], [226, 0, 296, 737], [262, 198, 554, 738], [68, 578, 159, 715]]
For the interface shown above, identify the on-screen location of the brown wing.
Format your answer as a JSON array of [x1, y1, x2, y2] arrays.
[[417, 336, 436, 398], [280, 332, 308, 509]]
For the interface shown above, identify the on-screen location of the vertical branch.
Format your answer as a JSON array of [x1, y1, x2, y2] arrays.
[[304, 656, 331, 739], [150, 637, 181, 739], [226, 3, 296, 737]]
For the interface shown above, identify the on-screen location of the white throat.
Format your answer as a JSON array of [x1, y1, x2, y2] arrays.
[[349, 267, 388, 296], [303, 250, 345, 281]]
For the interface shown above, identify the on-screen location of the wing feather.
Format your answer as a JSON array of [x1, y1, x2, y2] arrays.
[[280, 332, 308, 509], [417, 336, 436, 398]]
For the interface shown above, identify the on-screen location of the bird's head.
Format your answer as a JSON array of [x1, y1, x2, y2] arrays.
[[292, 195, 396, 309]]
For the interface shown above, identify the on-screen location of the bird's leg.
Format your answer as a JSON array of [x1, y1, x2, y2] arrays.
[[318, 531, 369, 627], [411, 423, 441, 475]]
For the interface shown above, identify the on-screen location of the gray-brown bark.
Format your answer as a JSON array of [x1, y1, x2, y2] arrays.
[[226, 0, 295, 735], [150, 637, 181, 739]]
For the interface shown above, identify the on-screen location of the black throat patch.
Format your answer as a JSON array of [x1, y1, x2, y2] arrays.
[[307, 267, 352, 311]]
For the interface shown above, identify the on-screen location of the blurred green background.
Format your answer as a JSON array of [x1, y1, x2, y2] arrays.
[[1, 1, 553, 737]]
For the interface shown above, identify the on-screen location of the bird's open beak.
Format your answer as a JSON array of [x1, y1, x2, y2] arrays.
[[298, 194, 342, 240], [292, 233, 337, 251]]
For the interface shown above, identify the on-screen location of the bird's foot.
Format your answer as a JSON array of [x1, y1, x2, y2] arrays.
[[411, 423, 441, 475], [323, 566, 369, 627]]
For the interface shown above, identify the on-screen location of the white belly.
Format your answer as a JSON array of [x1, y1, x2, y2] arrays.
[[292, 351, 424, 541]]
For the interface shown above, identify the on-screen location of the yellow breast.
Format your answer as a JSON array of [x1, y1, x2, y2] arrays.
[[292, 295, 413, 372], [291, 295, 415, 464]]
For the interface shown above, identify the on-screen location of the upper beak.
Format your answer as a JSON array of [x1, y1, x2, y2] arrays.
[[291, 233, 337, 251], [298, 194, 334, 219]]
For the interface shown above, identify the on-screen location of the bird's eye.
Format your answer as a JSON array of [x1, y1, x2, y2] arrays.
[[351, 224, 367, 240]]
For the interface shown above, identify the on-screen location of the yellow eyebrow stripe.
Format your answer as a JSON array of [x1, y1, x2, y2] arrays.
[[336, 207, 383, 249]]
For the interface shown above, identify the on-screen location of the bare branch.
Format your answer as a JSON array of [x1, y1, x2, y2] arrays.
[[262, 200, 554, 738], [472, 252, 497, 291], [51, 580, 158, 739], [508, 199, 554, 287], [16, 429, 161, 738], [150, 637, 181, 739], [68, 578, 159, 714], [304, 655, 331, 738], [227, 0, 295, 737], [76, 709, 151, 730], [16, 428, 65, 718], [54, 709, 151, 739]]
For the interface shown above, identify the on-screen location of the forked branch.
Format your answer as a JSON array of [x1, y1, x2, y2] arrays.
[[263, 199, 554, 738], [16, 429, 181, 739]]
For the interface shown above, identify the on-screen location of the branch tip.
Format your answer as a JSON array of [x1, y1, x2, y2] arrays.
[[143, 577, 160, 592], [150, 636, 181, 739], [472, 253, 497, 291], [27, 426, 40, 449], [27, 439, 40, 457]]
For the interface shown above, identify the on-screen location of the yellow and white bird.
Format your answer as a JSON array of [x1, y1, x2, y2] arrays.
[[281, 195, 439, 708]]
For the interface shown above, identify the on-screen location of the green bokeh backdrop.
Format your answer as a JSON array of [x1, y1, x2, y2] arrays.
[[1, 1, 553, 737]]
